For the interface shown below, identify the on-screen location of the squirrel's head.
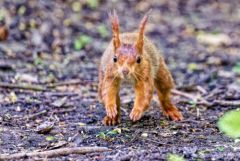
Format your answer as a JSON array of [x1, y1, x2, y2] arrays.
[[109, 10, 151, 79]]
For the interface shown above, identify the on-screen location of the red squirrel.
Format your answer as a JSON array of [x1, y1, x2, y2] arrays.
[[98, 11, 183, 125]]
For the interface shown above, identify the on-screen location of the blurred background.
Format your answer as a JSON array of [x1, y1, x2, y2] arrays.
[[0, 1, 240, 159], [0, 0, 239, 89]]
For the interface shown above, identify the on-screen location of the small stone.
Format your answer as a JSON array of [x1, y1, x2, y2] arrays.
[[16, 106, 21, 112], [31, 30, 43, 46], [141, 132, 148, 137], [37, 121, 54, 134]]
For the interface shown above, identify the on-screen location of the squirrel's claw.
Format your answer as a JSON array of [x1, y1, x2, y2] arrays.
[[106, 104, 117, 118], [163, 106, 183, 121], [102, 116, 120, 126], [129, 108, 143, 122]]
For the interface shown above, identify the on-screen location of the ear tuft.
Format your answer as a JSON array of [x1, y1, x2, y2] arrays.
[[135, 9, 152, 53], [108, 9, 121, 52]]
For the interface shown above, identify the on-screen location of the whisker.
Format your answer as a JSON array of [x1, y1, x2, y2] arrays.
[[132, 73, 140, 82], [134, 72, 144, 80]]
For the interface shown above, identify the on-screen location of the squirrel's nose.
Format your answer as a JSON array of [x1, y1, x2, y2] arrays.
[[122, 68, 129, 75]]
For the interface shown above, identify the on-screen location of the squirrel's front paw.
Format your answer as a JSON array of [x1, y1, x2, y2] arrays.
[[102, 116, 120, 126], [106, 104, 117, 118], [130, 108, 143, 122]]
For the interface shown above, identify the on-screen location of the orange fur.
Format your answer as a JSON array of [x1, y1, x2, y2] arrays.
[[108, 10, 121, 52], [0, 25, 8, 41], [135, 10, 151, 53], [98, 11, 183, 125]]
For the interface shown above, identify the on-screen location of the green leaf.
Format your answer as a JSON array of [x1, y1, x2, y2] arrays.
[[122, 127, 130, 132], [216, 146, 225, 152], [167, 153, 185, 161], [218, 110, 240, 138], [233, 62, 240, 74], [188, 100, 197, 107], [106, 128, 121, 135], [86, 0, 99, 9], [188, 63, 198, 71], [0, 9, 5, 21], [46, 136, 55, 141], [211, 30, 221, 35], [18, 5, 26, 15], [98, 24, 109, 38], [106, 130, 118, 135], [96, 132, 106, 139], [74, 35, 92, 50], [33, 56, 43, 66], [196, 159, 203, 161], [72, 1, 82, 12]]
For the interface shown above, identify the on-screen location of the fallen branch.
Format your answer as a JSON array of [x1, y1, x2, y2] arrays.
[[52, 106, 77, 114], [144, 138, 170, 146], [0, 82, 47, 91], [212, 100, 240, 106], [44, 92, 78, 97], [172, 89, 198, 101], [0, 147, 110, 160], [47, 79, 96, 88], [173, 89, 240, 107], [177, 98, 240, 107], [25, 110, 48, 119], [176, 85, 207, 94], [0, 79, 97, 92]]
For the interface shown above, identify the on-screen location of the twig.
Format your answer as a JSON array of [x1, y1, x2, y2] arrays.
[[144, 138, 170, 146], [179, 119, 201, 124], [0, 82, 47, 91], [177, 100, 210, 106], [0, 79, 97, 92], [0, 147, 110, 160], [196, 86, 207, 94], [173, 89, 240, 107], [178, 99, 240, 107], [47, 79, 96, 88], [60, 123, 107, 131], [52, 106, 76, 114], [204, 88, 223, 100], [171, 89, 197, 101], [176, 85, 208, 95], [78, 125, 107, 131], [25, 110, 48, 119], [212, 100, 240, 106], [44, 92, 78, 97]]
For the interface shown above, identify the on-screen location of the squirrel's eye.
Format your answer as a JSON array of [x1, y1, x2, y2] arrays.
[[113, 56, 117, 63], [136, 57, 141, 64]]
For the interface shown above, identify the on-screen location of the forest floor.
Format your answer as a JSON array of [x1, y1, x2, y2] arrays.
[[0, 0, 240, 160]]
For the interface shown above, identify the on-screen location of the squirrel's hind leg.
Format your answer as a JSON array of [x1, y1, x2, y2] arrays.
[[154, 64, 183, 121], [155, 89, 183, 121]]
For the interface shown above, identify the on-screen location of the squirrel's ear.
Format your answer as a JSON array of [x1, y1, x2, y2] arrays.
[[109, 10, 121, 52], [135, 10, 151, 54]]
